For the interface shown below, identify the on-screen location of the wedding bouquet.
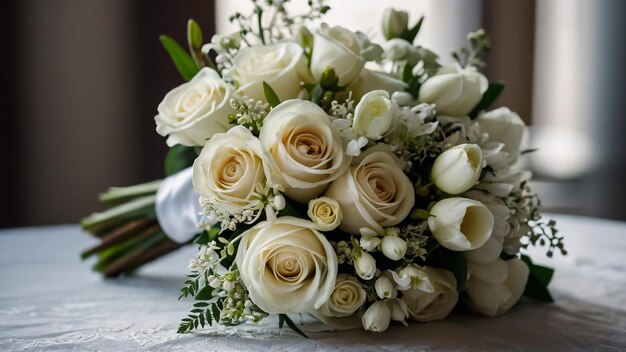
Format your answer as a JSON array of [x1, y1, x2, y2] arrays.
[[82, 0, 565, 335]]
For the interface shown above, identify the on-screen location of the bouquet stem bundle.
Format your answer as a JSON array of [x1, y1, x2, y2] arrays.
[[80, 180, 182, 277]]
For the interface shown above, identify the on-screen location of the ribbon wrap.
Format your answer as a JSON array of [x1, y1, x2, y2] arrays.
[[155, 167, 203, 244]]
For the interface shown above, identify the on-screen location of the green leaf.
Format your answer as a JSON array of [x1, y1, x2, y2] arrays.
[[310, 85, 323, 104], [521, 255, 555, 302], [211, 304, 221, 324], [263, 81, 281, 108], [194, 285, 214, 300], [469, 82, 505, 118], [165, 144, 198, 176], [402, 16, 425, 43], [160, 34, 200, 81], [426, 247, 468, 291], [278, 314, 308, 338]]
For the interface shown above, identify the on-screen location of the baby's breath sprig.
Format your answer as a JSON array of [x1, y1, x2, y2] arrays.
[[228, 97, 269, 136], [451, 29, 491, 68]]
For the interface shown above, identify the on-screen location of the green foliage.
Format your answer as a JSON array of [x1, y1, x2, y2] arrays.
[[194, 226, 221, 245], [177, 300, 222, 333], [165, 144, 198, 176], [278, 314, 308, 338], [263, 81, 281, 108], [401, 16, 424, 44], [469, 82, 505, 118], [521, 255, 555, 302], [159, 35, 200, 81]]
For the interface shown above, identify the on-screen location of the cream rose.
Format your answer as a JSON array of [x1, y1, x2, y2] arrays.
[[465, 258, 529, 317], [428, 197, 494, 251], [308, 197, 343, 231], [192, 126, 265, 214], [259, 100, 351, 203], [353, 90, 398, 140], [402, 267, 459, 322], [431, 143, 483, 195], [311, 24, 365, 86], [418, 65, 488, 116], [325, 145, 415, 235], [228, 42, 309, 102], [318, 274, 366, 318], [476, 107, 526, 164], [235, 217, 338, 313], [155, 68, 235, 147], [347, 69, 408, 102]]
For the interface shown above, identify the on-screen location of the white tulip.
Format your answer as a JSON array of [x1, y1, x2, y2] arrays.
[[324, 145, 415, 235], [362, 300, 392, 332], [307, 197, 343, 231], [317, 274, 366, 318], [418, 65, 488, 116], [228, 42, 310, 102], [389, 298, 410, 324], [428, 197, 494, 251], [155, 68, 235, 147], [192, 126, 266, 214], [311, 24, 365, 86], [352, 90, 398, 140], [235, 217, 338, 313], [402, 267, 459, 322], [431, 144, 483, 194], [393, 264, 434, 292], [476, 107, 527, 164], [359, 233, 381, 252], [375, 275, 396, 299], [382, 8, 409, 40], [381, 236, 407, 261], [354, 251, 376, 280], [347, 69, 408, 102], [466, 258, 529, 317], [259, 100, 351, 203]]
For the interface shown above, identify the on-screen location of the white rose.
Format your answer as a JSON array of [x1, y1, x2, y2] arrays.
[[381, 235, 407, 261], [418, 65, 488, 116], [476, 107, 526, 164], [235, 217, 338, 313], [317, 274, 366, 318], [431, 143, 483, 194], [325, 145, 415, 234], [155, 68, 235, 147], [428, 197, 494, 251], [382, 8, 409, 40], [362, 300, 391, 332], [402, 267, 459, 322], [307, 197, 343, 231], [348, 69, 408, 102], [192, 126, 265, 214], [354, 250, 376, 280], [466, 258, 529, 317], [353, 90, 398, 140], [259, 100, 351, 203], [228, 42, 309, 102], [311, 24, 365, 86]]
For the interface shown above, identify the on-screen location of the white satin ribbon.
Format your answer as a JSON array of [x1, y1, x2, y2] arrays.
[[155, 167, 203, 244]]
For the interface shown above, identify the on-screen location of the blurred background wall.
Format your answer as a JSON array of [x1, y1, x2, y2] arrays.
[[1, 0, 625, 227]]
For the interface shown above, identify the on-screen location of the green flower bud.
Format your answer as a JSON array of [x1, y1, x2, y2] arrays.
[[320, 67, 338, 90]]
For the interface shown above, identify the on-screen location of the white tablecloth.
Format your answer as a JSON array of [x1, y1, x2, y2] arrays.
[[1, 214, 625, 351]]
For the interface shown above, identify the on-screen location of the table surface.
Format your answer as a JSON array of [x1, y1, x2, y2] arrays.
[[1, 214, 625, 352]]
